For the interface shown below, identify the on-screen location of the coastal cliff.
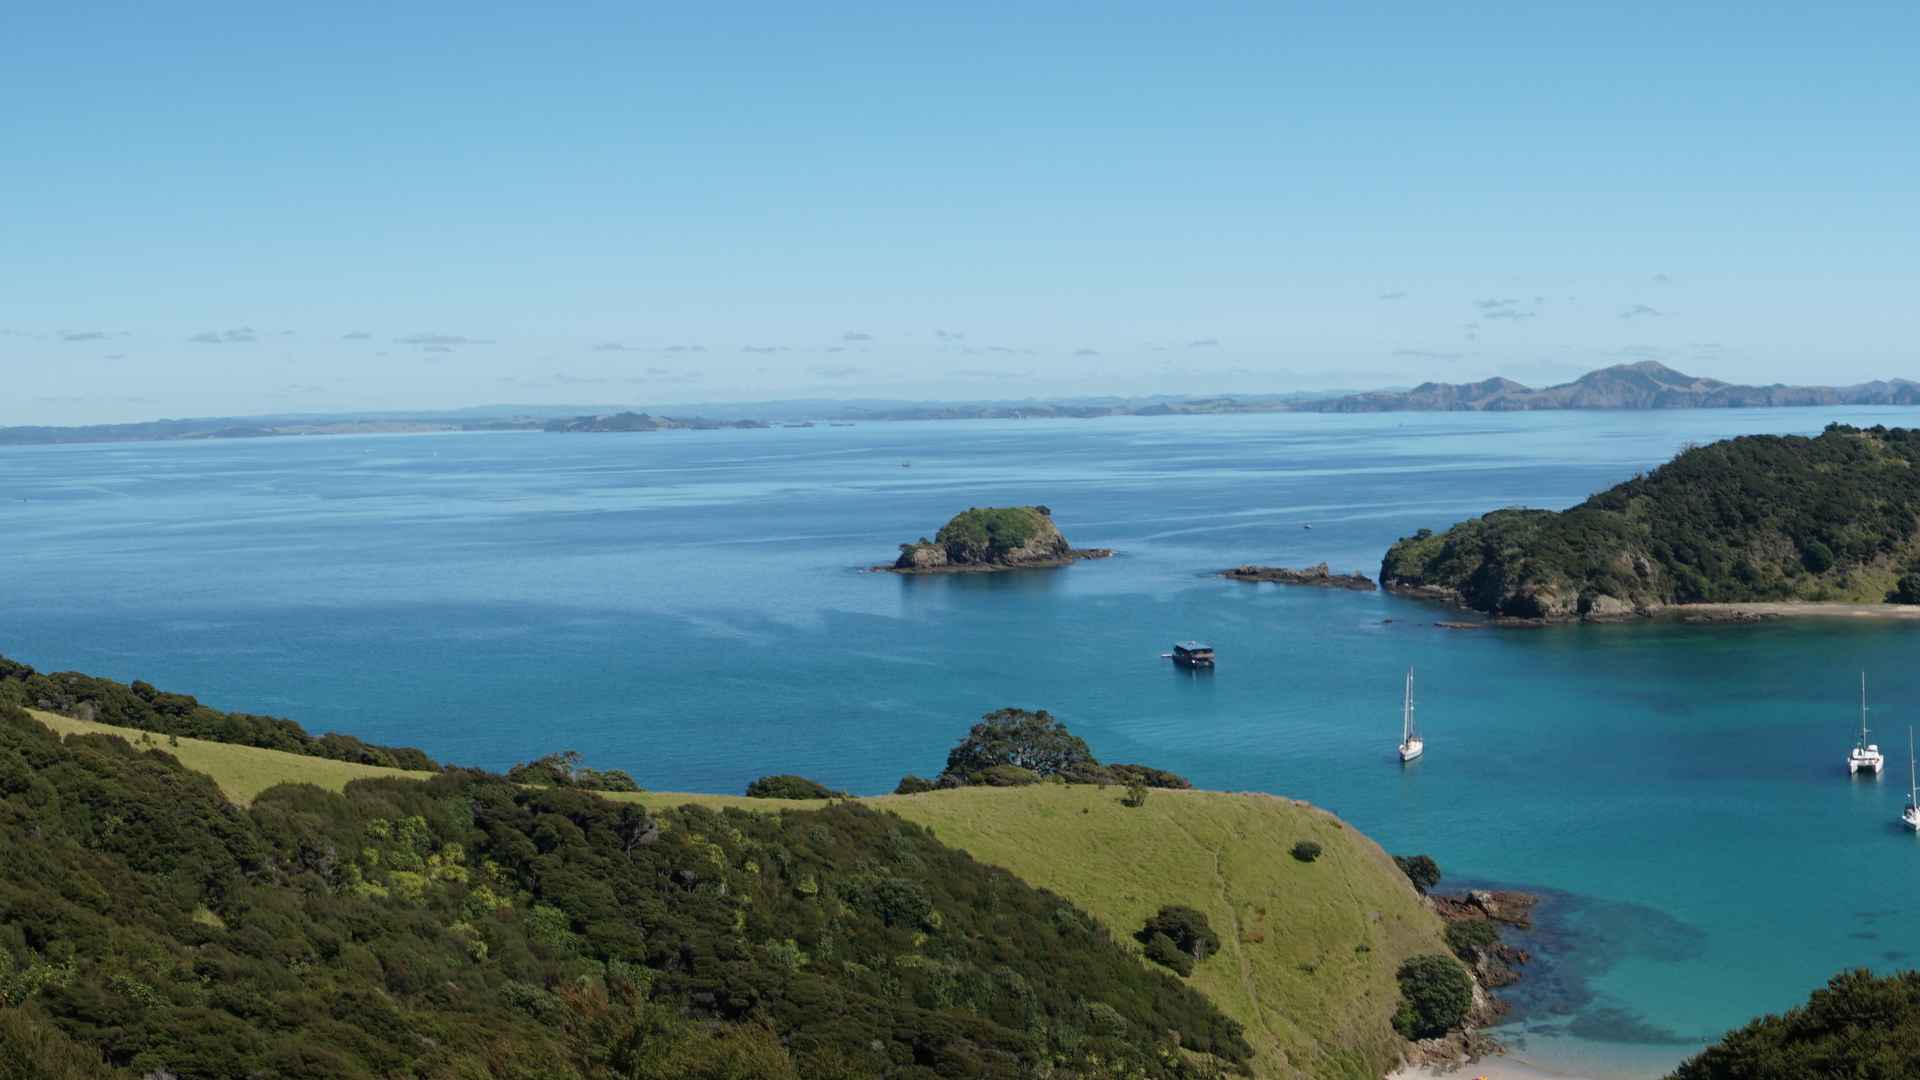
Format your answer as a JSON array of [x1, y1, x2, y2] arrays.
[[1380, 424, 1920, 621], [885, 505, 1113, 573]]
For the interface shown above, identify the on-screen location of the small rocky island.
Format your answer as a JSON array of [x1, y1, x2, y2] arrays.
[[1222, 563, 1376, 590], [882, 506, 1113, 574]]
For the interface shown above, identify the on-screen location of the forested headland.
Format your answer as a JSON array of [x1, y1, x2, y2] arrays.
[[1380, 424, 1920, 620]]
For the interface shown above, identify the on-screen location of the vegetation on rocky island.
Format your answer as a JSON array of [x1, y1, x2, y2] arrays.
[[0, 654, 436, 771], [1380, 425, 1920, 618], [891, 506, 1110, 571]]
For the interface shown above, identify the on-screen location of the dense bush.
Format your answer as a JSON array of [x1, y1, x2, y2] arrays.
[[933, 506, 1053, 563], [1144, 932, 1194, 977], [506, 749, 642, 792], [0, 654, 436, 770], [1668, 969, 1920, 1079], [1138, 906, 1220, 966], [1382, 425, 1920, 613], [1392, 954, 1475, 1039], [1444, 919, 1499, 962], [1121, 782, 1150, 808], [743, 773, 844, 799], [973, 763, 1042, 787], [1108, 763, 1192, 789], [1291, 840, 1323, 863], [941, 707, 1102, 781], [891, 773, 937, 795], [1394, 854, 1442, 894], [1891, 573, 1920, 605], [0, 702, 1250, 1077]]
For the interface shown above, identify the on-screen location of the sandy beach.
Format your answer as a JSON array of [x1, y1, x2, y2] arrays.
[[1671, 601, 1920, 622], [1391, 1058, 1646, 1080]]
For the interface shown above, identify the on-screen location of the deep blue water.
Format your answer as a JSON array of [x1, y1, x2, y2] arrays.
[[9, 408, 1920, 1076]]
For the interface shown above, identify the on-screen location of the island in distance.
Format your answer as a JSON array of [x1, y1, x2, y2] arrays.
[[1379, 423, 1920, 622], [881, 506, 1114, 573]]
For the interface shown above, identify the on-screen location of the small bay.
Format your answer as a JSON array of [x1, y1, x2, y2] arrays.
[[7, 407, 1920, 1076]]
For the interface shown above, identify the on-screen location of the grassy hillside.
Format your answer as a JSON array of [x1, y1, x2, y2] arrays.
[[1380, 424, 1920, 619], [21, 709, 1445, 1080]]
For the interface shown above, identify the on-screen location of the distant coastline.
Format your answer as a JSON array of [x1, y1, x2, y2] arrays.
[[11, 361, 1920, 447]]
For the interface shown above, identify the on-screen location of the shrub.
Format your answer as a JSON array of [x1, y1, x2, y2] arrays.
[[1392, 955, 1475, 1039], [1120, 782, 1149, 808], [1137, 906, 1219, 963], [1393, 854, 1442, 894], [1444, 920, 1499, 962], [506, 750, 642, 792], [1890, 573, 1920, 605], [941, 707, 1099, 781], [892, 774, 937, 795], [972, 764, 1041, 787], [1143, 932, 1194, 977], [744, 774, 845, 800], [1290, 840, 1323, 863], [1670, 969, 1920, 1079], [1107, 763, 1191, 789]]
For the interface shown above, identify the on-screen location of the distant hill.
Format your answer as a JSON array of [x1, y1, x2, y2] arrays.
[[1302, 361, 1920, 413], [1379, 423, 1920, 619], [541, 411, 768, 432]]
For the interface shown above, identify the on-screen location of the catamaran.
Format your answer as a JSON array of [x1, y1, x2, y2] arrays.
[[1398, 667, 1424, 762], [1849, 671, 1885, 775], [1902, 728, 1919, 831]]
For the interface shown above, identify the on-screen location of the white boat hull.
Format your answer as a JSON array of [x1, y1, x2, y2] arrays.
[[1850, 754, 1885, 775], [1399, 740, 1424, 762], [1904, 806, 1920, 831]]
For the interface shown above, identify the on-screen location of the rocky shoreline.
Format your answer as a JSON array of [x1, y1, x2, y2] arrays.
[[1389, 582, 1920, 627], [1401, 889, 1541, 1071], [1222, 562, 1377, 590], [874, 548, 1114, 575]]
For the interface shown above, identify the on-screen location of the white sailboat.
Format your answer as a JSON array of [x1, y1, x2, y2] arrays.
[[1849, 671, 1885, 775], [1903, 728, 1919, 831], [1398, 667, 1424, 762]]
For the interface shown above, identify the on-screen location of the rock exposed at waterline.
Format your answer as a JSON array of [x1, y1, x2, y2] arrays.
[[1222, 563, 1376, 590]]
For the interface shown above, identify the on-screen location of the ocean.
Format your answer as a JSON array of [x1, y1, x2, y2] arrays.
[[8, 407, 1920, 1077]]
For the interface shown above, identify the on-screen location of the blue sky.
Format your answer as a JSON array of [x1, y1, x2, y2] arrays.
[[4, 2, 1917, 423]]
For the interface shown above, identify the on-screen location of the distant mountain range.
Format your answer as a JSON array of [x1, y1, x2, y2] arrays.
[[1297, 361, 1920, 412], [5, 364, 1919, 446]]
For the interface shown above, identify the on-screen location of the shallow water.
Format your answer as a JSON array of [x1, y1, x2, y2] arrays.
[[8, 407, 1920, 1075]]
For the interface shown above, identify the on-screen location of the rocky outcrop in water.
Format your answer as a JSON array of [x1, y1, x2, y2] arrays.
[[882, 506, 1113, 574], [1222, 563, 1376, 590]]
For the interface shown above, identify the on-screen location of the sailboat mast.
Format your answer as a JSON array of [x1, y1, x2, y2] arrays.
[[1909, 727, 1915, 805], [1403, 667, 1415, 742], [1862, 671, 1870, 740]]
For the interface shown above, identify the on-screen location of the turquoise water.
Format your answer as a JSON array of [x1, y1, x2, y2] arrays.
[[8, 408, 1920, 1076]]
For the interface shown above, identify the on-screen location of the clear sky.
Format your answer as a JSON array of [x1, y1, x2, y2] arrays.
[[5, 2, 1917, 424]]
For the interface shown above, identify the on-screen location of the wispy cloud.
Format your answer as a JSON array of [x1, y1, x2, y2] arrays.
[[1074, 347, 1100, 357], [423, 345, 453, 353], [1619, 304, 1664, 320], [341, 331, 372, 341], [189, 327, 258, 344], [934, 329, 965, 341], [1187, 337, 1220, 348], [741, 345, 786, 354], [396, 332, 494, 346], [810, 364, 865, 378], [1652, 273, 1674, 285], [841, 331, 873, 342], [591, 341, 637, 352], [663, 344, 705, 353], [1377, 291, 1407, 301], [59, 330, 111, 342], [1393, 348, 1464, 362], [953, 368, 1031, 380]]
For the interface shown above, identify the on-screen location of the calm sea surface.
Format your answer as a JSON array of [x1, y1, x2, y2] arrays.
[[9, 408, 1920, 1076]]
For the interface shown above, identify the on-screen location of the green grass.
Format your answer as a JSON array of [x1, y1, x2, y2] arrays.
[[29, 711, 1446, 1079], [28, 708, 433, 805]]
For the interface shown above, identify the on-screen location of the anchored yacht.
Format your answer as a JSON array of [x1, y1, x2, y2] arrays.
[[1849, 672, 1885, 775], [1903, 729, 1920, 832], [1398, 667, 1424, 763]]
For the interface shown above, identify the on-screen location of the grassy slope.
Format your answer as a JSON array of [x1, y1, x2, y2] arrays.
[[28, 710, 1445, 1080], [29, 709, 434, 805]]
